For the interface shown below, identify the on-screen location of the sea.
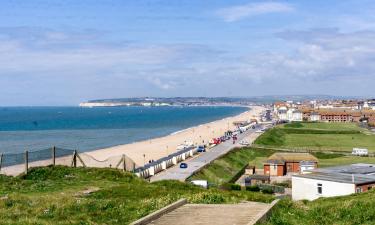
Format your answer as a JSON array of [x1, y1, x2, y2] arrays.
[[0, 106, 247, 154]]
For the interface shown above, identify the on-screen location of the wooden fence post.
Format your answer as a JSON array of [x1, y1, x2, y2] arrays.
[[74, 150, 77, 168], [123, 154, 126, 172], [52, 146, 56, 166], [0, 153, 3, 172], [25, 150, 29, 175], [72, 150, 77, 168]]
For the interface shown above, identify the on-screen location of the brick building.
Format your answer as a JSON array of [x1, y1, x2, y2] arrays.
[[264, 153, 318, 176]]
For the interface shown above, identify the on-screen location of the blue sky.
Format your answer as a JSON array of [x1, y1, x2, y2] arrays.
[[0, 0, 375, 105]]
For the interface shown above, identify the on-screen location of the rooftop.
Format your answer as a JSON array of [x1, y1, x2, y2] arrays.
[[294, 172, 375, 185], [294, 164, 375, 184], [265, 153, 318, 164]]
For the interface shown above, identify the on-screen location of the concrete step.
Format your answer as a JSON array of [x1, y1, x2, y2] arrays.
[[148, 202, 270, 225]]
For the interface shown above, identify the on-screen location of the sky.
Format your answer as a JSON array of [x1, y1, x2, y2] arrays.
[[0, 0, 375, 105]]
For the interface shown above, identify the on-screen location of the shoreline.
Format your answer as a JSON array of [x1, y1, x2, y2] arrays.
[[87, 106, 264, 166]]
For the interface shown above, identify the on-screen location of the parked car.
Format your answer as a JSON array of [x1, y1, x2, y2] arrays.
[[197, 145, 206, 152], [210, 138, 221, 145], [239, 140, 250, 146], [180, 163, 188, 169]]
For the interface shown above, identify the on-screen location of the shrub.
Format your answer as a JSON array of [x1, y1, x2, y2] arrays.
[[246, 185, 260, 192], [230, 184, 241, 191], [262, 188, 274, 194]]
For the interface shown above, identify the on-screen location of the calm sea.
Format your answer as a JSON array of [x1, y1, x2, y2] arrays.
[[0, 106, 247, 154]]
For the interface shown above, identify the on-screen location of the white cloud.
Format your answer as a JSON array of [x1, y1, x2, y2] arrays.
[[216, 2, 294, 22]]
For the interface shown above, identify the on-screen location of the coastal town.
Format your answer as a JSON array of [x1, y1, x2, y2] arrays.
[[2, 1, 375, 224], [1, 98, 375, 224]]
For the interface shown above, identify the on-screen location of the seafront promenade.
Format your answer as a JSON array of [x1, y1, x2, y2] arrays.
[[150, 126, 263, 182], [87, 106, 264, 166]]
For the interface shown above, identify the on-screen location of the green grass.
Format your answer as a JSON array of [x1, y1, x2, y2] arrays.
[[0, 166, 274, 225], [262, 190, 375, 225], [247, 150, 375, 169], [283, 122, 365, 131], [188, 148, 274, 185], [318, 156, 375, 168], [255, 122, 375, 152]]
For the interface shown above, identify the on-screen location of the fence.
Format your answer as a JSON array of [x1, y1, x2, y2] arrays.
[[258, 184, 285, 194], [251, 144, 375, 157], [0, 147, 137, 176]]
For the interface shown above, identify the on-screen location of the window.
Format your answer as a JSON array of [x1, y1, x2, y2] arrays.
[[317, 183, 323, 194], [356, 187, 362, 193]]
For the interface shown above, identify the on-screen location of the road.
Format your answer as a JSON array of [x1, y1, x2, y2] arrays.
[[150, 126, 263, 182]]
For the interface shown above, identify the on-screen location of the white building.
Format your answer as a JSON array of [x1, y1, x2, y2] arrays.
[[277, 110, 288, 121], [292, 164, 375, 201], [291, 110, 303, 122], [310, 112, 321, 121]]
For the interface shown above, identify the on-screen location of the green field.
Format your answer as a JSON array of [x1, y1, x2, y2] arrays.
[[255, 122, 375, 152], [0, 166, 273, 225], [188, 148, 274, 185], [262, 191, 375, 225]]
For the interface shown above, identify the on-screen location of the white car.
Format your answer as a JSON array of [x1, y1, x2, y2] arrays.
[[239, 140, 250, 146]]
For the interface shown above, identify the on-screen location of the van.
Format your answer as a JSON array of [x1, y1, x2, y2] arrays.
[[191, 180, 208, 189]]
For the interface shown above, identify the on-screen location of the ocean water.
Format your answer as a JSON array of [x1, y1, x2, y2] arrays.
[[0, 106, 247, 154]]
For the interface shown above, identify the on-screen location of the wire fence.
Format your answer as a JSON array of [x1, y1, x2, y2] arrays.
[[0, 147, 137, 176]]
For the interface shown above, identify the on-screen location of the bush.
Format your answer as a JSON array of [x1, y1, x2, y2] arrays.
[[220, 183, 232, 190], [246, 185, 260, 192], [230, 184, 241, 191], [272, 182, 291, 188], [262, 188, 274, 194]]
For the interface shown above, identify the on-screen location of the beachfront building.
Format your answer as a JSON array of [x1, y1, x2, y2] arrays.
[[291, 110, 303, 121], [264, 153, 318, 176], [292, 164, 375, 201], [319, 110, 353, 123], [310, 112, 321, 121], [277, 110, 287, 121]]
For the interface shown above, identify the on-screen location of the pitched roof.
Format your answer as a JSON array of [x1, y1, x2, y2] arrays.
[[265, 153, 318, 164]]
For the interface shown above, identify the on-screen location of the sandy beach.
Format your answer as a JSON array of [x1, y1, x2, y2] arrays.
[[88, 106, 265, 166]]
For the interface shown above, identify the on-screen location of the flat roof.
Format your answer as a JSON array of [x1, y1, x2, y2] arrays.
[[294, 172, 375, 185], [312, 164, 375, 175]]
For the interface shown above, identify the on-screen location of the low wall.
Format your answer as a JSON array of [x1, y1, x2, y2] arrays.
[[251, 199, 280, 225]]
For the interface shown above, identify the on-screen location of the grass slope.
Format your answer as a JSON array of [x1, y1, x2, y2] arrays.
[[188, 148, 274, 185], [0, 166, 273, 225], [262, 191, 375, 225], [255, 122, 375, 152]]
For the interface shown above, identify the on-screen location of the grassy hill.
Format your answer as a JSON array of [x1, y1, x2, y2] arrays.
[[255, 122, 375, 152], [188, 147, 274, 185], [262, 190, 375, 225], [0, 166, 273, 225]]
